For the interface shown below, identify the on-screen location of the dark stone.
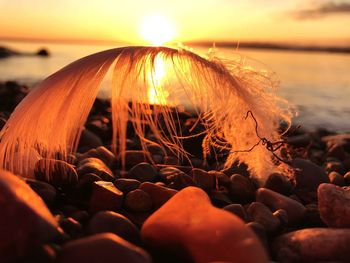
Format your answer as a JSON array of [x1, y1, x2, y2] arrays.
[[78, 128, 103, 150], [229, 174, 256, 204], [264, 173, 293, 195], [139, 182, 177, 209], [59, 216, 83, 238], [114, 178, 141, 194], [125, 189, 153, 212], [273, 209, 288, 226], [77, 157, 114, 182], [325, 161, 346, 175], [121, 150, 149, 168], [76, 173, 102, 193], [167, 172, 197, 190], [78, 146, 116, 169], [328, 171, 345, 186], [128, 162, 157, 182], [37, 48, 50, 56], [247, 202, 280, 233], [88, 211, 140, 244], [90, 181, 124, 213], [223, 204, 248, 222], [24, 178, 56, 205], [210, 190, 232, 207], [344, 171, 350, 185], [190, 168, 215, 192], [208, 170, 230, 186]]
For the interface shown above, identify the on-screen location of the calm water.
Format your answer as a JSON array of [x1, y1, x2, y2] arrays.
[[1, 40, 350, 132]]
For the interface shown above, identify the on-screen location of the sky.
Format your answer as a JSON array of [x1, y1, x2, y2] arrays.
[[0, 0, 350, 45]]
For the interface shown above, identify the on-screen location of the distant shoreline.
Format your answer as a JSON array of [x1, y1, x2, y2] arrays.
[[187, 41, 350, 54]]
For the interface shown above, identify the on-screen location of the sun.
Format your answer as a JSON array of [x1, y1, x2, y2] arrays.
[[140, 14, 177, 46]]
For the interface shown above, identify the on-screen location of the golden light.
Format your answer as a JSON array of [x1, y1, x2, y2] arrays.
[[148, 55, 169, 105], [140, 14, 177, 46]]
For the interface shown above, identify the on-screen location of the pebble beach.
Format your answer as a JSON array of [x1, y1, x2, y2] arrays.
[[1, 78, 350, 263]]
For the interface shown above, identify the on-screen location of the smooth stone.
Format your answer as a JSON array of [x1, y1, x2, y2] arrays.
[[318, 183, 350, 227], [139, 182, 178, 209], [264, 173, 293, 195], [145, 141, 166, 156], [121, 150, 148, 168], [59, 216, 83, 238], [60, 233, 151, 263], [325, 161, 345, 175], [208, 170, 230, 186], [163, 155, 181, 165], [303, 204, 325, 227], [223, 204, 248, 222], [125, 189, 153, 212], [190, 168, 215, 192], [77, 157, 114, 181], [88, 211, 140, 244], [78, 146, 116, 168], [256, 188, 306, 224], [90, 181, 124, 213], [76, 173, 102, 193], [328, 171, 345, 186], [286, 134, 311, 147], [35, 159, 78, 188], [272, 228, 350, 263], [141, 187, 268, 263], [229, 174, 256, 204], [273, 209, 288, 226], [158, 166, 187, 181], [344, 171, 350, 185], [167, 172, 197, 190], [327, 143, 347, 161], [128, 162, 157, 183], [246, 222, 269, 252], [0, 170, 58, 261], [247, 202, 280, 233], [114, 178, 141, 193], [78, 128, 103, 150], [291, 158, 329, 191], [210, 190, 232, 207], [24, 178, 57, 205]]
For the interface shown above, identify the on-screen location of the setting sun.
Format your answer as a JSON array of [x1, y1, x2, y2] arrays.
[[140, 15, 177, 46]]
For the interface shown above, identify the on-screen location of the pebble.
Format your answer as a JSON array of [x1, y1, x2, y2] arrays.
[[125, 189, 153, 212], [76, 173, 102, 193], [264, 173, 293, 195], [121, 150, 149, 167], [0, 170, 58, 261], [35, 158, 78, 188], [167, 171, 197, 190], [272, 228, 350, 263], [325, 161, 346, 175], [208, 170, 230, 186], [59, 216, 83, 238], [158, 166, 187, 182], [114, 178, 141, 193], [328, 171, 345, 186], [77, 157, 114, 181], [78, 146, 116, 168], [139, 182, 178, 209], [190, 168, 215, 192], [60, 233, 151, 263], [318, 183, 350, 227], [141, 187, 268, 263], [90, 181, 124, 213], [273, 209, 288, 226], [127, 162, 158, 182], [78, 128, 103, 150], [229, 174, 256, 204], [88, 211, 140, 244], [256, 188, 306, 224], [210, 190, 233, 207], [25, 178, 57, 205], [247, 202, 280, 233], [223, 204, 248, 222], [344, 171, 350, 185], [291, 158, 329, 191], [246, 222, 269, 252]]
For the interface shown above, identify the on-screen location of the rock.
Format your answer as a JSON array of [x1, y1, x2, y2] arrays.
[[0, 170, 58, 261], [167, 172, 196, 190], [139, 182, 177, 209], [121, 150, 149, 167], [229, 174, 256, 204], [0, 46, 19, 58], [78, 128, 103, 150], [37, 48, 50, 56], [24, 178, 57, 205], [328, 171, 345, 186], [158, 166, 187, 181], [223, 204, 248, 222], [190, 168, 215, 192], [345, 171, 350, 185], [318, 183, 350, 227], [59, 216, 83, 238], [78, 146, 116, 168], [60, 233, 151, 263], [208, 170, 230, 186], [90, 181, 124, 213], [264, 173, 293, 195], [272, 228, 350, 263], [291, 158, 329, 191], [35, 159, 78, 188], [141, 187, 268, 263], [327, 143, 347, 161], [303, 204, 325, 227], [325, 161, 346, 175], [256, 188, 306, 224], [247, 202, 280, 233], [286, 134, 311, 147], [88, 211, 140, 244], [145, 141, 165, 155], [163, 155, 181, 165], [76, 173, 102, 193], [273, 209, 288, 226], [77, 157, 114, 181], [210, 190, 232, 207], [128, 162, 157, 182], [125, 189, 153, 212], [114, 178, 141, 193], [246, 222, 269, 252]]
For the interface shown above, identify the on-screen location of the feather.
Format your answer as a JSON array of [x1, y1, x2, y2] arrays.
[[0, 46, 292, 181]]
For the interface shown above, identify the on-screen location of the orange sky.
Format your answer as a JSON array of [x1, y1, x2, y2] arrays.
[[1, 0, 350, 45]]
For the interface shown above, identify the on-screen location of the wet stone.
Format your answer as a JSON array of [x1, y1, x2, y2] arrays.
[[60, 233, 151, 263], [344, 171, 350, 185], [167, 172, 197, 190], [78, 146, 116, 169], [229, 174, 256, 204], [25, 178, 57, 205], [127, 162, 157, 183], [190, 168, 215, 192], [78, 128, 103, 150], [256, 188, 306, 224], [247, 202, 280, 233], [264, 173, 293, 195], [318, 183, 350, 227], [246, 222, 269, 254], [90, 181, 124, 213], [35, 158, 78, 188], [114, 178, 141, 194], [273, 209, 288, 226], [88, 211, 140, 244], [139, 182, 177, 209], [77, 157, 114, 182], [223, 204, 248, 222], [59, 216, 83, 238], [208, 170, 230, 187], [158, 166, 186, 182], [272, 228, 350, 263], [210, 190, 232, 207], [328, 171, 345, 186], [122, 150, 148, 168], [76, 173, 102, 193], [125, 189, 153, 212], [325, 161, 345, 175]]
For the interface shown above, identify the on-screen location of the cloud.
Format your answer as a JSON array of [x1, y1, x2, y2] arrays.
[[290, 1, 350, 19]]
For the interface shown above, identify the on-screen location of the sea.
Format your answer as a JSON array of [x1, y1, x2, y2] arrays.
[[0, 40, 350, 132]]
